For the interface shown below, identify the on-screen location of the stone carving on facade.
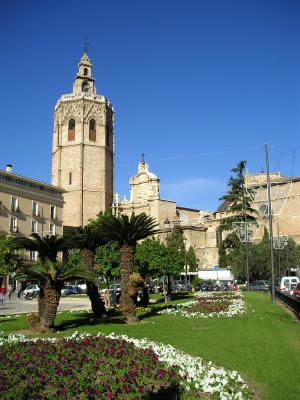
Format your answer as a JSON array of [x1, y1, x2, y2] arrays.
[[114, 193, 121, 205], [83, 102, 105, 123], [129, 162, 160, 205], [122, 195, 129, 204], [59, 101, 83, 124]]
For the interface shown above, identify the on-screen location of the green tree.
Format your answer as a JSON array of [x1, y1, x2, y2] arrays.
[[228, 228, 270, 281], [166, 225, 185, 294], [95, 242, 120, 287], [63, 226, 106, 317], [17, 260, 92, 332], [88, 209, 113, 230], [274, 238, 300, 277], [0, 233, 21, 277], [10, 234, 66, 318], [67, 249, 83, 269], [99, 213, 158, 322], [135, 238, 183, 302], [166, 225, 185, 252], [186, 246, 198, 272], [218, 160, 257, 268]]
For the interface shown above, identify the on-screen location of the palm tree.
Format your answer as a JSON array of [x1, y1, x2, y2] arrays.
[[10, 234, 66, 318], [99, 213, 158, 323], [64, 226, 106, 317], [17, 261, 92, 332]]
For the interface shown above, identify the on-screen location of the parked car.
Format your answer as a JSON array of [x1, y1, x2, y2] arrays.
[[61, 285, 82, 296], [287, 283, 298, 296], [197, 282, 219, 292], [76, 281, 87, 294], [279, 276, 299, 293], [249, 280, 270, 291], [223, 283, 237, 292], [294, 283, 300, 299], [21, 284, 40, 298], [172, 281, 186, 291], [109, 284, 121, 293]]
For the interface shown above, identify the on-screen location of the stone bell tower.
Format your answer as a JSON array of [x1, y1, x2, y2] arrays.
[[51, 50, 114, 227]]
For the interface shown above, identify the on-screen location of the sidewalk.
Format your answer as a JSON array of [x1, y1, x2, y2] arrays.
[[0, 293, 91, 316]]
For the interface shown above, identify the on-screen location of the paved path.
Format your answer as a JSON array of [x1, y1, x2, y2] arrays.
[[0, 293, 91, 316]]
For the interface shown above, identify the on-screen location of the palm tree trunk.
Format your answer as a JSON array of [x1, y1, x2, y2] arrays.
[[86, 280, 106, 317], [38, 286, 45, 319], [39, 281, 61, 332], [81, 248, 106, 317], [119, 244, 138, 323]]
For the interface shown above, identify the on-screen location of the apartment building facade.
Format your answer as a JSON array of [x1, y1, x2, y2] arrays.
[[0, 165, 64, 262]]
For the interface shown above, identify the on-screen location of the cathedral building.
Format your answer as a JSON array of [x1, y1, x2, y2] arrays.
[[113, 160, 220, 270], [113, 160, 300, 273], [51, 51, 114, 227]]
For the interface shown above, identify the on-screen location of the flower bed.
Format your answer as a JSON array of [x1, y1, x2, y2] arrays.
[[0, 333, 180, 399], [0, 331, 252, 399], [158, 292, 246, 318]]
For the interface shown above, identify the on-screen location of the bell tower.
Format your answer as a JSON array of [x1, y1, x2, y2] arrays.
[[51, 50, 114, 227]]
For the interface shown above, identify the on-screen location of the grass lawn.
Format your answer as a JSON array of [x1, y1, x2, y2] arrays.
[[1, 292, 300, 400]]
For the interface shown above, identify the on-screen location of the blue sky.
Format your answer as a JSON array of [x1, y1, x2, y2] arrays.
[[0, 0, 299, 211]]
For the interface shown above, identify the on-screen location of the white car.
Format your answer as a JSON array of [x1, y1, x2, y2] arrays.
[[22, 284, 40, 298], [280, 276, 299, 293], [76, 282, 87, 294]]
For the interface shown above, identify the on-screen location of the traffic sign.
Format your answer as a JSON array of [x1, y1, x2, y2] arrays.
[[273, 236, 288, 250]]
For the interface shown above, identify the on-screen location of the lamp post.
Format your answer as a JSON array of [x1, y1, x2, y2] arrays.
[[183, 236, 188, 290], [164, 218, 170, 241]]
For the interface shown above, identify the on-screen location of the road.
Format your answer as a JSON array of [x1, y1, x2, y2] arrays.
[[0, 293, 91, 316]]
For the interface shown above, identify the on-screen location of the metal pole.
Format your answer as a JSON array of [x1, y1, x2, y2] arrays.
[[185, 248, 188, 290], [278, 250, 281, 280], [245, 223, 250, 291], [265, 143, 276, 304]]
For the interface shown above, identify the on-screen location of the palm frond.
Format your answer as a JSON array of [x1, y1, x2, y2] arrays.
[[99, 213, 158, 246], [9, 233, 66, 262], [63, 226, 105, 252]]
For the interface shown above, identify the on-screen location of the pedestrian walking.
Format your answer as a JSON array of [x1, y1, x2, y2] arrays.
[[8, 284, 13, 299], [0, 285, 7, 304]]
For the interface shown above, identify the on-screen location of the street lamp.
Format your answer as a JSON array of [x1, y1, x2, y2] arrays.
[[164, 218, 170, 240], [183, 236, 188, 290]]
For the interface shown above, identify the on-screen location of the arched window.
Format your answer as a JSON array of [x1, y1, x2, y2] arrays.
[[82, 81, 89, 93], [68, 119, 75, 141], [89, 119, 96, 141], [84, 68, 88, 75]]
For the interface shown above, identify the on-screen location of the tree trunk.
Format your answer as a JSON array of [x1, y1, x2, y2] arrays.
[[81, 248, 106, 317], [86, 280, 106, 317], [119, 244, 139, 323], [38, 286, 45, 319], [39, 281, 61, 332], [167, 275, 172, 301]]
